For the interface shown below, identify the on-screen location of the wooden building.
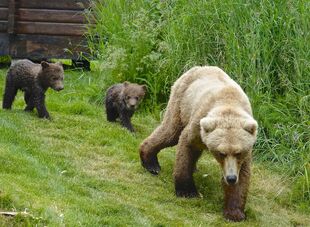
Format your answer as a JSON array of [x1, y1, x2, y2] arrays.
[[0, 0, 90, 63]]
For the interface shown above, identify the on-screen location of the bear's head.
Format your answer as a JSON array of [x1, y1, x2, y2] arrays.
[[122, 81, 147, 110], [41, 61, 64, 91], [200, 110, 257, 185]]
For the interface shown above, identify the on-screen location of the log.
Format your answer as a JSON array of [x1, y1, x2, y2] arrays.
[[18, 0, 90, 10], [9, 34, 88, 60], [0, 0, 8, 7], [0, 33, 9, 55], [0, 7, 8, 20], [16, 21, 87, 36], [7, 0, 15, 33], [0, 20, 7, 32], [17, 9, 87, 23]]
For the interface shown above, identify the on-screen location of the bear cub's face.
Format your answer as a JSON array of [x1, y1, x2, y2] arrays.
[[200, 116, 257, 185], [41, 61, 64, 91], [122, 82, 147, 110]]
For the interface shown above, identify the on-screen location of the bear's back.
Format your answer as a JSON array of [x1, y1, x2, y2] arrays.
[[178, 66, 251, 123], [10, 59, 41, 79], [106, 83, 124, 100]]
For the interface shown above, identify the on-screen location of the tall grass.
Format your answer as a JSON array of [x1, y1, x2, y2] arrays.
[[87, 0, 310, 206]]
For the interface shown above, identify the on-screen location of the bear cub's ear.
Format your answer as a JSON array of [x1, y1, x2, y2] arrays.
[[56, 61, 63, 67], [243, 119, 258, 135], [200, 117, 216, 133], [41, 61, 49, 69], [123, 81, 130, 87], [141, 85, 147, 92]]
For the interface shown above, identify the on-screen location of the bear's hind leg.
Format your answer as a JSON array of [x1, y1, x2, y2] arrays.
[[2, 83, 17, 109], [223, 157, 251, 222], [106, 106, 118, 122], [24, 92, 35, 112], [174, 128, 202, 197]]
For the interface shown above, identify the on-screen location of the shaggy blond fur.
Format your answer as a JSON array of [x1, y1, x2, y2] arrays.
[[139, 66, 257, 222]]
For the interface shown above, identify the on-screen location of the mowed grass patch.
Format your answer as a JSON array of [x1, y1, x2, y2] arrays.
[[0, 68, 309, 226]]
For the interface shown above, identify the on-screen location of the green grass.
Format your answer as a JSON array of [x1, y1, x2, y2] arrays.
[[0, 68, 309, 226], [0, 0, 309, 225]]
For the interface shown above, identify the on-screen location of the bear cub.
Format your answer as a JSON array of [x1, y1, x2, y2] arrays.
[[2, 59, 64, 119], [105, 82, 146, 132]]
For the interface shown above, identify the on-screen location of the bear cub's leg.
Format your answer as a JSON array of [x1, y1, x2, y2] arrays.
[[24, 92, 35, 112], [34, 93, 50, 119], [119, 110, 134, 132], [2, 83, 18, 109], [105, 101, 118, 122]]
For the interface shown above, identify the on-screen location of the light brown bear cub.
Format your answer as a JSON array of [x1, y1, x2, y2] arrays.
[[105, 82, 146, 132], [139, 66, 258, 222]]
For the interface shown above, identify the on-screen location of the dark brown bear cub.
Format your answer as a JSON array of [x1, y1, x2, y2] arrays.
[[105, 82, 146, 132], [2, 59, 64, 119]]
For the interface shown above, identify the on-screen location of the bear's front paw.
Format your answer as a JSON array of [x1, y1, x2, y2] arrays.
[[127, 127, 135, 133], [140, 155, 161, 175], [224, 208, 245, 222], [24, 106, 33, 112], [175, 180, 198, 198], [176, 189, 199, 198], [39, 114, 51, 120]]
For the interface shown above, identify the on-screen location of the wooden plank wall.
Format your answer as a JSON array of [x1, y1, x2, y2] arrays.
[[0, 0, 9, 55], [0, 0, 90, 60]]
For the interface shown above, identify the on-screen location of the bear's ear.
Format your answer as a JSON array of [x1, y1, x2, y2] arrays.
[[141, 85, 147, 92], [123, 81, 130, 87], [56, 61, 63, 67], [41, 61, 49, 69], [200, 117, 216, 133], [243, 119, 258, 135]]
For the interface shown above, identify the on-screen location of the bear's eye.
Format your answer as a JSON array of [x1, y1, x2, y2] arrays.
[[135, 96, 139, 100], [219, 152, 227, 158], [126, 96, 130, 100], [52, 77, 58, 81], [234, 153, 242, 158]]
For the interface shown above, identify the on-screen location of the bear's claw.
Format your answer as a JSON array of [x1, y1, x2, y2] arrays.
[[175, 180, 199, 198], [176, 190, 199, 198], [140, 155, 161, 175], [223, 208, 246, 222]]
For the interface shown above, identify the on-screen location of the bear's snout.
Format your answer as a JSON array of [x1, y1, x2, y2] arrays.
[[53, 84, 64, 91], [223, 156, 239, 185], [55, 86, 64, 91], [226, 175, 237, 185]]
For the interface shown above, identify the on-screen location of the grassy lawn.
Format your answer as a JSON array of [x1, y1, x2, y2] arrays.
[[0, 68, 309, 226]]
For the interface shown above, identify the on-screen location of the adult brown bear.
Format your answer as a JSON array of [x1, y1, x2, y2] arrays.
[[139, 66, 258, 221]]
